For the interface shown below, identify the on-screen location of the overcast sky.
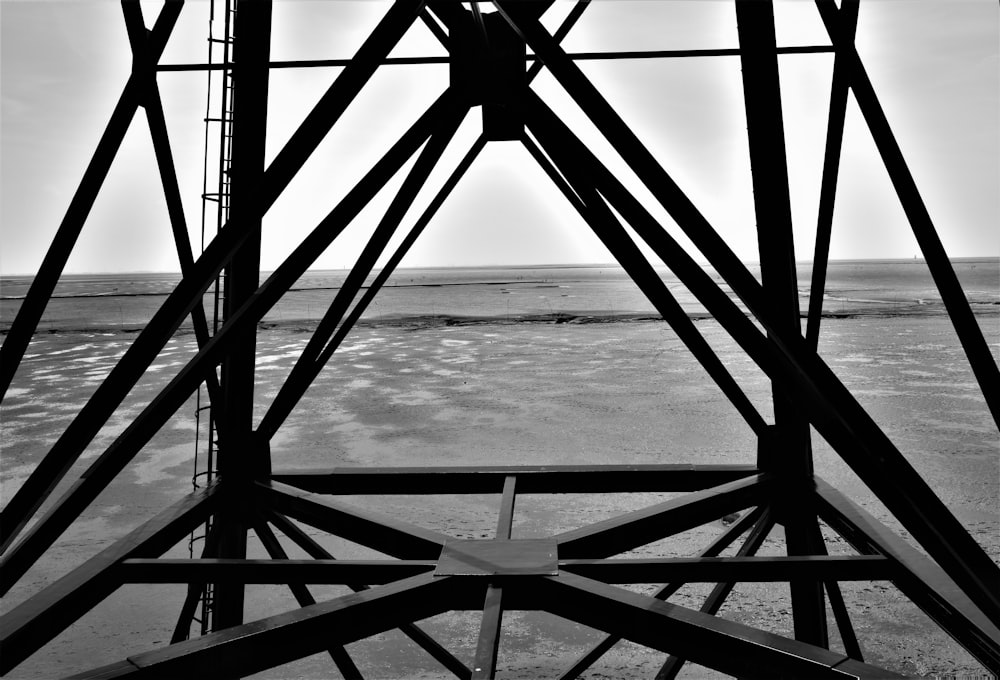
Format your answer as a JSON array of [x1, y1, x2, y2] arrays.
[[1, 0, 997, 275]]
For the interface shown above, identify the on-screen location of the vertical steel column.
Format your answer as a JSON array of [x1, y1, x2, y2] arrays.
[[213, 0, 272, 633], [735, 0, 810, 471], [735, 0, 826, 647]]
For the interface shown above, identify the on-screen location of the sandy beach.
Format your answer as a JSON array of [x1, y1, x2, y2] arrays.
[[2, 312, 997, 678]]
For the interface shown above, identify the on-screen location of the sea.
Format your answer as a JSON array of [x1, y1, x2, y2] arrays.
[[1, 258, 998, 331]]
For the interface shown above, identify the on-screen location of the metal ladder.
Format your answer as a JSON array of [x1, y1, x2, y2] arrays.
[[188, 0, 238, 639]]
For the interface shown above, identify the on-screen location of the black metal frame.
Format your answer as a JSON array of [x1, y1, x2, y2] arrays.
[[1, 1, 997, 678]]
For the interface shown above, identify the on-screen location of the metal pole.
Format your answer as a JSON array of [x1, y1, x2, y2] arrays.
[[213, 0, 272, 634], [735, 0, 826, 646]]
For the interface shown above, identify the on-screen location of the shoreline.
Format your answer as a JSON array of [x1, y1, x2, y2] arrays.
[[3, 305, 997, 336]]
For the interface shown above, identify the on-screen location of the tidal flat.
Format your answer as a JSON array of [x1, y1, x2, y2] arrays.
[[2, 315, 998, 678]]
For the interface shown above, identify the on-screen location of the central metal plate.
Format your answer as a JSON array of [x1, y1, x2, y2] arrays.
[[434, 538, 558, 577]]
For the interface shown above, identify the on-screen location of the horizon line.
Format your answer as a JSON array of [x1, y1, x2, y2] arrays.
[[1, 255, 997, 279]]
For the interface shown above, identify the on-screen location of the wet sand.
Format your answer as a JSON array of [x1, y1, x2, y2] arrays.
[[2, 316, 997, 678]]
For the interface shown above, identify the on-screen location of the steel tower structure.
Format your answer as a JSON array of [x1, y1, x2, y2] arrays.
[[1, 1, 998, 678]]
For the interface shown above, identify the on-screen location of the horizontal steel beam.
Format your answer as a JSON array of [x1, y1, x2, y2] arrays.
[[156, 45, 835, 71], [560, 555, 895, 583], [272, 464, 758, 495], [119, 558, 436, 584], [121, 554, 894, 586]]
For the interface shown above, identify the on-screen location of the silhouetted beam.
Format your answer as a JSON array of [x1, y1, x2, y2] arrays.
[[420, 9, 449, 47], [520, 88, 1000, 637], [261, 0, 426, 205], [812, 522, 866, 662], [816, 0, 1000, 428], [266, 512, 473, 680], [520, 133, 586, 212], [555, 475, 771, 558], [656, 509, 775, 679], [526, 0, 590, 81], [0, 1, 181, 552], [557, 508, 765, 680], [0, 0, 429, 572], [428, 0, 554, 35], [538, 572, 904, 679], [170, 581, 207, 644], [213, 0, 274, 635], [119, 559, 437, 584], [271, 464, 758, 495], [736, 0, 826, 648], [559, 45, 836, 59], [257, 481, 450, 559], [469, 1, 489, 47], [783, 506, 832, 650], [496, 4, 778, 326], [0, 1, 180, 403], [257, 138, 485, 439], [121, 3, 222, 414], [472, 585, 504, 680], [159, 56, 452, 70], [169, 521, 222, 643], [256, 101, 468, 440], [144, 87, 223, 403], [253, 521, 361, 678], [807, 0, 859, 349], [471, 476, 516, 679], [825, 578, 864, 661], [0, 91, 454, 596], [0, 485, 217, 675], [261, 142, 485, 438], [735, 0, 808, 459], [496, 476, 517, 540], [65, 573, 480, 680], [557, 555, 892, 584], [526, 123, 769, 438], [157, 44, 836, 71], [815, 479, 1000, 673]]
